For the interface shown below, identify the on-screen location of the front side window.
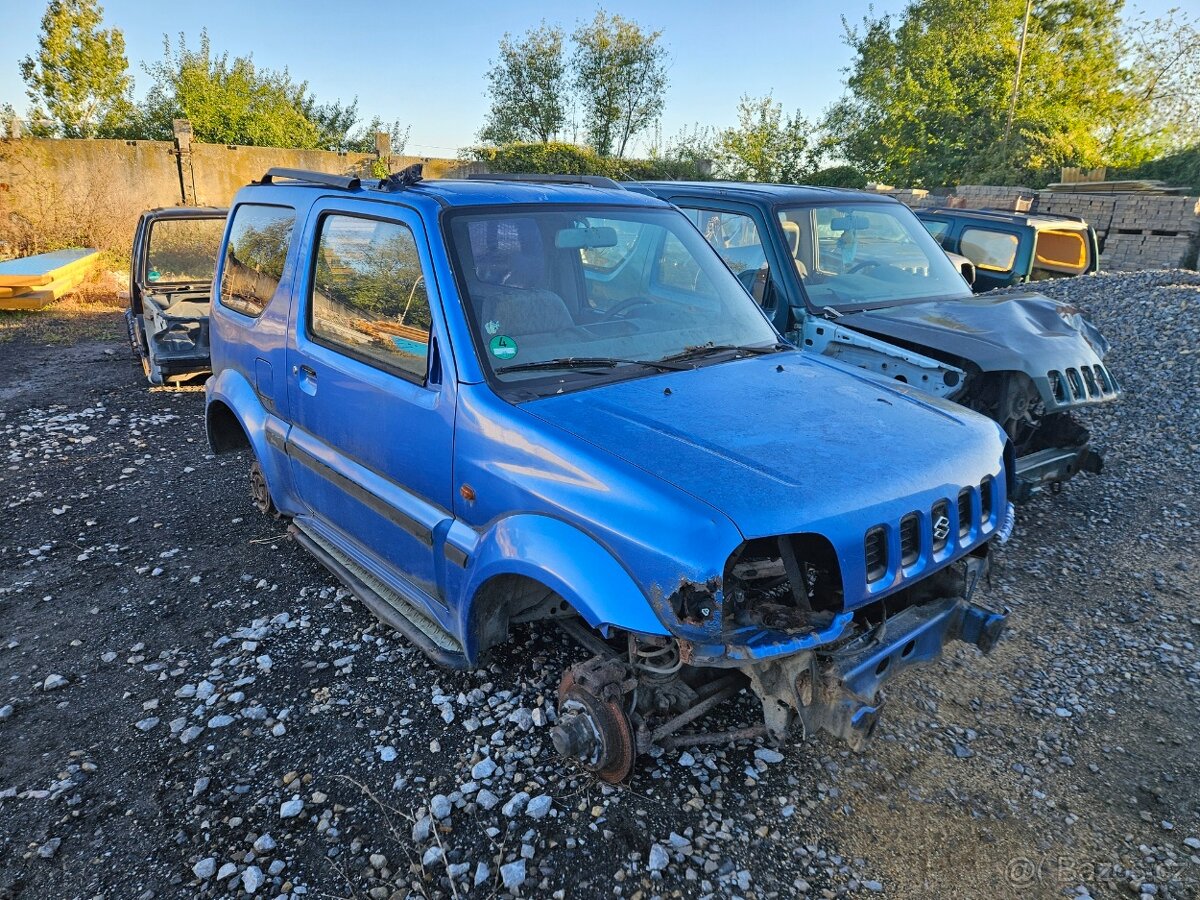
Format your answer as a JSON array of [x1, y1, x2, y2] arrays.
[[919, 218, 951, 245], [779, 203, 971, 311], [680, 206, 780, 310], [145, 217, 225, 286], [446, 206, 780, 398], [219, 204, 295, 318], [310, 214, 431, 380]]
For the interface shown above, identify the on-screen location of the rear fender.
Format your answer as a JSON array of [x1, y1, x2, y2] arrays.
[[457, 514, 669, 661], [205, 369, 297, 514]]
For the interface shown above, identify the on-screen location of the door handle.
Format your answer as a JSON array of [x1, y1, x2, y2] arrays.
[[295, 364, 317, 396]]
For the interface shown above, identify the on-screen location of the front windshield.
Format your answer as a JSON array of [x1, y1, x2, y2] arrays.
[[447, 206, 781, 396], [145, 217, 226, 285], [778, 203, 971, 310]]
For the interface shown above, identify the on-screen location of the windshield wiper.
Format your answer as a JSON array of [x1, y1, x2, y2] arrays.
[[495, 356, 685, 375], [658, 342, 787, 364]]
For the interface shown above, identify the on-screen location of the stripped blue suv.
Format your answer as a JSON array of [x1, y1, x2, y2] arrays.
[[205, 167, 1013, 780]]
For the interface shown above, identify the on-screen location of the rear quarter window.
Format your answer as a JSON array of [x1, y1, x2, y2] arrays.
[[219, 204, 296, 318], [960, 227, 1019, 273]]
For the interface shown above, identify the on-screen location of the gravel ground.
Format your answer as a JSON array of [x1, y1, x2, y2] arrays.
[[0, 270, 1198, 900]]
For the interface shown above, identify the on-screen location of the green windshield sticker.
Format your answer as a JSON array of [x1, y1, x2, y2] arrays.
[[489, 335, 518, 360], [147, 268, 161, 282]]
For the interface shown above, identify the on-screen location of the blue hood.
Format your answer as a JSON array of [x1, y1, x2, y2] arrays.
[[523, 352, 1007, 540]]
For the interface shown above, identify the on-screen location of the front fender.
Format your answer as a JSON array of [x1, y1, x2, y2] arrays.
[[457, 514, 670, 660], [205, 368, 298, 514]]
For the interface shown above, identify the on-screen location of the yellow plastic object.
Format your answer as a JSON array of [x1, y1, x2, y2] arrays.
[[1034, 229, 1088, 274], [0, 270, 87, 310]]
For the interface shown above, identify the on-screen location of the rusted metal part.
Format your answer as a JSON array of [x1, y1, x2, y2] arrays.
[[648, 677, 744, 744], [553, 661, 636, 783], [554, 681, 635, 783], [659, 724, 768, 749]]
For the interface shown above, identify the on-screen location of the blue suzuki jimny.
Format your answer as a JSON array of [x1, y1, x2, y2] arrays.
[[205, 167, 1013, 780]]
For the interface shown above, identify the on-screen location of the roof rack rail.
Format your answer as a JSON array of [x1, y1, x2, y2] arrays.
[[467, 173, 625, 190], [258, 167, 361, 190]]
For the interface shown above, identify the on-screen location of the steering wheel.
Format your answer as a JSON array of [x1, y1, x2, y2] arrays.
[[601, 296, 653, 321]]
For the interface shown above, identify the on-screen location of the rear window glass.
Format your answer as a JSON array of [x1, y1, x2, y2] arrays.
[[146, 218, 225, 285], [219, 204, 296, 318], [961, 228, 1019, 273], [1034, 229, 1088, 273]]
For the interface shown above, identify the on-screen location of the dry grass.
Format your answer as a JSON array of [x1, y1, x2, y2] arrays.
[[0, 268, 126, 345]]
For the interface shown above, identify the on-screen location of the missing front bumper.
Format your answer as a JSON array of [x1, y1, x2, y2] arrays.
[[745, 595, 1007, 751], [1014, 445, 1103, 501]]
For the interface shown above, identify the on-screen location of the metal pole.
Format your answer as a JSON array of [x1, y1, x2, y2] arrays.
[[1003, 0, 1033, 148]]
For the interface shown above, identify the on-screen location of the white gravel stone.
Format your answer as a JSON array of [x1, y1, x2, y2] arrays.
[[192, 857, 216, 879], [648, 844, 669, 871], [502, 791, 530, 817], [500, 859, 525, 891], [242, 865, 265, 893], [253, 834, 276, 853], [471, 756, 497, 780], [42, 674, 67, 691], [279, 796, 304, 818], [430, 794, 451, 819], [526, 794, 552, 819]]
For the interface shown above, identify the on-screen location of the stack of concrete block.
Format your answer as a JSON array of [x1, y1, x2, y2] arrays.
[[1100, 195, 1200, 271], [1033, 192, 1118, 242], [879, 187, 930, 206], [952, 185, 1036, 210]]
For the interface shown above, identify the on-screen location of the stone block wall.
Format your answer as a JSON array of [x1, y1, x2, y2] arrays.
[[892, 183, 1199, 271]]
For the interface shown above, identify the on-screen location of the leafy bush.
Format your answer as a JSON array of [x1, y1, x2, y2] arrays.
[[1113, 145, 1200, 192], [801, 165, 868, 189], [465, 141, 712, 182]]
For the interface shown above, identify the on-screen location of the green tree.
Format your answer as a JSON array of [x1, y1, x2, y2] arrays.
[[571, 10, 668, 157], [715, 95, 816, 183], [1120, 7, 1200, 153], [19, 0, 134, 138], [825, 0, 1146, 186], [138, 31, 351, 149], [480, 23, 567, 144]]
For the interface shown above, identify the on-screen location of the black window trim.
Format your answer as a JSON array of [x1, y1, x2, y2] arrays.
[[218, 201, 297, 321], [304, 208, 436, 387]]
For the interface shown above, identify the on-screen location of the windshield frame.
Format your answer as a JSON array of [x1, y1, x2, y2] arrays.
[[772, 199, 974, 315], [140, 213, 227, 289], [441, 202, 784, 402]]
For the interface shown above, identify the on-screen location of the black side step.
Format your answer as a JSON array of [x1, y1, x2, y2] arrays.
[[289, 524, 470, 670]]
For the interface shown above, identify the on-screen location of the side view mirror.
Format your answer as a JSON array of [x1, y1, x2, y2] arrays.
[[943, 251, 976, 286]]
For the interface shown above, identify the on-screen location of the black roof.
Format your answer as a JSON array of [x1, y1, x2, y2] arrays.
[[635, 181, 898, 205], [916, 207, 1088, 227], [143, 206, 228, 219]]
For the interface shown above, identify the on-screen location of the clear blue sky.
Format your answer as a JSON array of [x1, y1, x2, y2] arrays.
[[0, 0, 1181, 155]]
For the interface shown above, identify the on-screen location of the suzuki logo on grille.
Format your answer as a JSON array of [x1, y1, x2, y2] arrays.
[[933, 515, 951, 541]]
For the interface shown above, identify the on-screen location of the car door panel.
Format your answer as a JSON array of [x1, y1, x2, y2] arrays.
[[284, 200, 456, 605]]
